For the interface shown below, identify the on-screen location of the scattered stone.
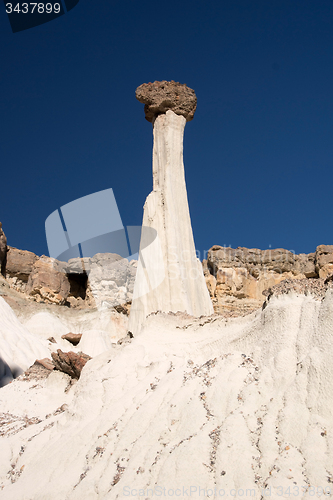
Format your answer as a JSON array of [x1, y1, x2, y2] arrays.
[[324, 273, 333, 284], [114, 303, 130, 316], [51, 350, 91, 379], [135, 81, 197, 122], [117, 332, 133, 346], [20, 358, 54, 381], [61, 332, 82, 346], [262, 278, 332, 300], [47, 337, 57, 343]]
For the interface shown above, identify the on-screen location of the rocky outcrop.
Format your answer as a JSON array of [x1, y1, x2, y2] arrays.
[[315, 244, 333, 278], [207, 246, 316, 277], [135, 81, 197, 122], [6, 247, 38, 291], [204, 244, 333, 315], [3, 235, 333, 319], [86, 253, 136, 310], [26, 257, 70, 305], [51, 350, 91, 379], [4, 248, 136, 310], [0, 223, 7, 277], [129, 86, 213, 336]]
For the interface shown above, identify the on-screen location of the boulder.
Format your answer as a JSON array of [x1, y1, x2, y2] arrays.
[[51, 350, 91, 379], [6, 246, 38, 281], [26, 257, 70, 305], [315, 245, 333, 276], [136, 81, 197, 122], [61, 333, 82, 346]]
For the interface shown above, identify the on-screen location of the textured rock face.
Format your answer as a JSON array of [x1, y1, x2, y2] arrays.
[[61, 253, 136, 309], [0, 223, 7, 276], [204, 244, 333, 315], [129, 109, 213, 335], [26, 257, 70, 305], [86, 253, 136, 309], [6, 247, 38, 280], [135, 81, 197, 122], [51, 349, 91, 379], [315, 245, 333, 278], [207, 246, 316, 277]]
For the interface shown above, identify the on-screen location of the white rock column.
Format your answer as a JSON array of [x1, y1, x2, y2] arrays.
[[128, 109, 213, 335]]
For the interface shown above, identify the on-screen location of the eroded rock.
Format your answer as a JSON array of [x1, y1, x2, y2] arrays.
[[135, 81, 197, 122], [61, 333, 82, 346], [51, 350, 91, 379], [26, 257, 70, 305], [6, 247, 38, 292]]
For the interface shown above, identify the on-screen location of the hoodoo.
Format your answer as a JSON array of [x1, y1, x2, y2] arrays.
[[129, 81, 213, 335]]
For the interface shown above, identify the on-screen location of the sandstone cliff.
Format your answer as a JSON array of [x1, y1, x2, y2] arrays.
[[2, 239, 333, 320], [203, 244, 333, 316]]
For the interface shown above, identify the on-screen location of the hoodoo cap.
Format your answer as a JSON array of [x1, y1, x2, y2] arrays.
[[135, 80, 197, 122]]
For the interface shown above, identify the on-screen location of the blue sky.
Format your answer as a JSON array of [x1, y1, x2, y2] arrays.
[[1, 0, 333, 259]]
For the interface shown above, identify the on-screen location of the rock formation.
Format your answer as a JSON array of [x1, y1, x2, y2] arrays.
[[129, 82, 213, 335], [0, 222, 7, 276], [26, 257, 71, 305], [135, 80, 197, 122], [203, 244, 333, 316], [6, 246, 38, 291], [315, 244, 333, 278], [61, 332, 82, 346], [51, 349, 91, 379]]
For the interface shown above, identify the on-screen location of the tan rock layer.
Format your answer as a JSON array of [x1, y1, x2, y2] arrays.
[[204, 244, 333, 315]]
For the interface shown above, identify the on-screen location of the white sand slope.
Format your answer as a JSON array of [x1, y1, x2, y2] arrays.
[[0, 298, 50, 373], [21, 308, 128, 356], [0, 291, 333, 499]]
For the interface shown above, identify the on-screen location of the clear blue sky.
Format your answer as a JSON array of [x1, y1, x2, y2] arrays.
[[1, 0, 333, 259]]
